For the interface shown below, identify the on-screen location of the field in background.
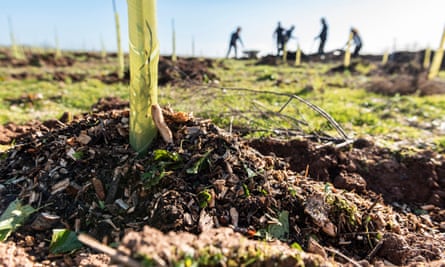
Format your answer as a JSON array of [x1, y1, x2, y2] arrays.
[[1, 47, 445, 266], [1, 47, 445, 151]]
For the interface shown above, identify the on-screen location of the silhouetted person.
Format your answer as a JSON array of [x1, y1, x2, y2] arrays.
[[273, 22, 285, 56], [282, 25, 295, 49], [315, 18, 328, 55], [226, 27, 243, 58], [350, 28, 362, 57]]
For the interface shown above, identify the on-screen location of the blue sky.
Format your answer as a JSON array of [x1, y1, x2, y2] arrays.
[[0, 0, 444, 57]]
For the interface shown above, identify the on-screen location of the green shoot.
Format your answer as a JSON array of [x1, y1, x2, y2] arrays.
[[198, 190, 212, 208], [186, 150, 212, 174]]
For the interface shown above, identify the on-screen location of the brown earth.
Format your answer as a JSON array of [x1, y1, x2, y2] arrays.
[[4, 49, 445, 97], [1, 51, 445, 266], [0, 49, 218, 86], [0, 97, 444, 266], [255, 50, 445, 97], [91, 56, 220, 85], [366, 61, 445, 96], [327, 59, 445, 96]]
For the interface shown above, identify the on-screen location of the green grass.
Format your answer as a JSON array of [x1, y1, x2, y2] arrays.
[[1, 51, 445, 151], [162, 59, 445, 150], [0, 79, 128, 123], [0, 49, 128, 123]]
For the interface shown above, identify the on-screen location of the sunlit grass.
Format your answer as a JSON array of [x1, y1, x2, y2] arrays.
[[163, 58, 445, 148], [0, 79, 128, 123], [1, 52, 445, 151]]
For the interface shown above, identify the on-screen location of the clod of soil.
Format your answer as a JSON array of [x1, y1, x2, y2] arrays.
[[248, 138, 445, 207]]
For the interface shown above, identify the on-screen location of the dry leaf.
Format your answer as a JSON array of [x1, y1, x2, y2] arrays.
[[151, 104, 173, 143], [230, 207, 239, 227], [77, 131, 91, 145], [91, 178, 105, 201], [307, 237, 327, 259]]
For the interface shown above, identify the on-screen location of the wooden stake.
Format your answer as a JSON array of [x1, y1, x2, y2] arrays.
[[344, 31, 353, 68], [423, 47, 431, 69], [381, 50, 388, 65], [295, 44, 301, 66], [428, 26, 445, 79]]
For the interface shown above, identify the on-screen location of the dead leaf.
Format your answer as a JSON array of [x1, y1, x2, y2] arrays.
[[77, 131, 91, 145], [230, 207, 239, 227], [198, 209, 214, 233], [307, 237, 327, 259], [51, 178, 70, 195], [91, 178, 105, 201], [152, 104, 173, 143]]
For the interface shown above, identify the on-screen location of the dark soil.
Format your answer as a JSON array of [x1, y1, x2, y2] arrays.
[[0, 97, 444, 266], [248, 138, 445, 207], [364, 50, 445, 96], [158, 56, 219, 86], [92, 56, 220, 85], [254, 49, 445, 97], [1, 50, 445, 266], [255, 50, 381, 66], [366, 61, 445, 96], [1, 50, 218, 86], [0, 51, 75, 68]]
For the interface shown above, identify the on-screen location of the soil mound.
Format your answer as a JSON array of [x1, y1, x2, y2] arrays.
[[255, 55, 281, 66], [158, 56, 219, 85], [3, 53, 218, 86], [248, 138, 445, 207], [367, 57, 445, 96], [1, 99, 444, 266]]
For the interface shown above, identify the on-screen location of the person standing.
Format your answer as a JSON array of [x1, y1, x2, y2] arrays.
[[226, 27, 244, 58], [273, 22, 285, 56], [282, 25, 295, 51], [315, 18, 328, 55], [350, 28, 362, 57]]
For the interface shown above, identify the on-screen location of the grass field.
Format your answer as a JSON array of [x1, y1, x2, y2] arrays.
[[1, 49, 445, 265], [1, 50, 445, 150]]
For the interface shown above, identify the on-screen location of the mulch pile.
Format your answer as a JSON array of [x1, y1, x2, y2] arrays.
[[0, 97, 444, 266], [158, 56, 219, 86], [366, 61, 445, 96], [1, 50, 219, 86]]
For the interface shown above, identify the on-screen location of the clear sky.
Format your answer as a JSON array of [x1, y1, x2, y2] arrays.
[[0, 0, 444, 57]]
